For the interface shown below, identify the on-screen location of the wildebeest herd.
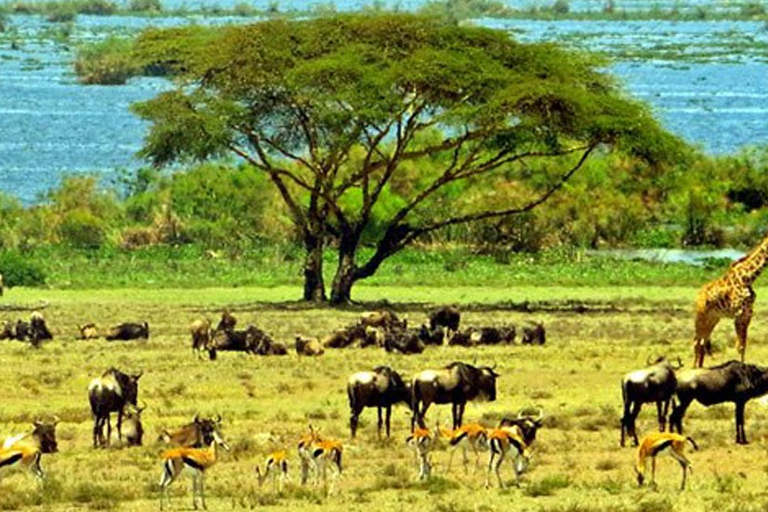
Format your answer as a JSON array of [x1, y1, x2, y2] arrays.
[[3, 301, 768, 508]]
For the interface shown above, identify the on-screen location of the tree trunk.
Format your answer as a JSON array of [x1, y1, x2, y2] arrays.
[[330, 237, 359, 305], [302, 232, 326, 303]]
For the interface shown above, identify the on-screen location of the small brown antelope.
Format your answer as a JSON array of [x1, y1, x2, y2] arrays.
[[406, 427, 433, 480], [635, 432, 698, 490], [435, 421, 489, 473], [485, 427, 530, 489], [311, 438, 343, 491], [158, 426, 231, 511], [0, 418, 59, 487], [297, 424, 322, 485], [255, 450, 289, 492]]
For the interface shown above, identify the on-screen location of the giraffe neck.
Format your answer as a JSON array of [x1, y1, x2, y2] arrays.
[[730, 235, 768, 285]]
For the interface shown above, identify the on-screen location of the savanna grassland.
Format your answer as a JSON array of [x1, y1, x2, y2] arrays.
[[2, 284, 768, 512]]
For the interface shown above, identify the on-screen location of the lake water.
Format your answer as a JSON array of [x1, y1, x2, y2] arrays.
[[1, 13, 766, 203]]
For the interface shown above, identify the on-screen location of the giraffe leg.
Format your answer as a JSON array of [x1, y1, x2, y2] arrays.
[[694, 311, 719, 368], [735, 300, 753, 363]]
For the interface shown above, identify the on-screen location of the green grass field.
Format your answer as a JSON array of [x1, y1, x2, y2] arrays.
[[1, 284, 767, 511]]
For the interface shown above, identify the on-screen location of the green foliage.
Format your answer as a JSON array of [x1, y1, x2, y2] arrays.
[[740, 2, 765, 17], [552, 0, 570, 14], [0, 251, 47, 287], [128, 0, 161, 12], [74, 36, 137, 85], [46, 4, 76, 21], [417, 0, 516, 20], [58, 208, 107, 248]]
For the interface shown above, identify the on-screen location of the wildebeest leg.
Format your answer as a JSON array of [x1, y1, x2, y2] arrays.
[[660, 399, 672, 432], [93, 416, 101, 448], [629, 401, 642, 446], [377, 407, 383, 439], [349, 407, 360, 438], [735, 401, 747, 444], [670, 397, 691, 434], [105, 414, 112, 447], [117, 409, 124, 442], [385, 405, 392, 438]]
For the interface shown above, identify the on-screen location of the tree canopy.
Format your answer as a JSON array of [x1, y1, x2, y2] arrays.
[[132, 13, 684, 303]]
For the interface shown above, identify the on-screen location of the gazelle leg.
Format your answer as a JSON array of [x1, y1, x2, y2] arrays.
[[651, 457, 657, 489], [485, 452, 495, 489], [669, 450, 691, 490], [495, 450, 506, 489], [200, 472, 207, 510]]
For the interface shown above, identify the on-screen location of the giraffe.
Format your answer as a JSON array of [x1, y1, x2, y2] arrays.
[[693, 235, 768, 368]]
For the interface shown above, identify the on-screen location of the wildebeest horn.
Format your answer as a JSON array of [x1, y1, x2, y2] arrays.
[[193, 413, 200, 423], [133, 370, 144, 380], [214, 414, 222, 423], [536, 409, 544, 421], [33, 419, 43, 427], [137, 402, 148, 413], [52, 415, 60, 426], [675, 356, 684, 370]]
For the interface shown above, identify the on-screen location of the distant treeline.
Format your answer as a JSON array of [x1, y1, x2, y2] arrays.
[[0, 0, 765, 25], [1, 147, 767, 258]]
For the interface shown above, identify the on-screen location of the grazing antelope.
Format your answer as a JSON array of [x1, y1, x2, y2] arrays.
[[406, 427, 433, 480], [297, 424, 322, 485], [635, 432, 698, 490], [158, 424, 231, 511], [255, 450, 289, 492], [311, 438, 343, 490], [435, 421, 489, 473], [0, 418, 59, 487], [485, 427, 530, 489]]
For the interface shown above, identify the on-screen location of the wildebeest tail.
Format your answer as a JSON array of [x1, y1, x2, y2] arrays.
[[335, 447, 343, 473], [686, 436, 698, 451]]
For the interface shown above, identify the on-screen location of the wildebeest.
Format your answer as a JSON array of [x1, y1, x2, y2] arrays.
[[106, 322, 149, 341], [14, 319, 30, 341], [216, 311, 237, 332], [0, 321, 13, 340], [620, 356, 681, 447], [322, 324, 375, 349], [29, 311, 52, 347], [190, 318, 212, 359], [411, 362, 499, 430], [347, 366, 411, 438], [360, 310, 406, 331], [498, 409, 545, 447], [418, 324, 445, 346], [670, 360, 768, 444], [210, 324, 281, 356], [521, 322, 546, 345], [77, 323, 99, 340], [160, 414, 222, 448], [88, 368, 143, 448], [0, 418, 58, 484], [429, 306, 461, 335], [384, 327, 426, 355], [122, 403, 146, 447], [296, 336, 325, 356]]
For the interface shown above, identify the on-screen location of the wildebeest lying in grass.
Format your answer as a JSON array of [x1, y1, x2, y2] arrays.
[[521, 322, 546, 345], [77, 323, 99, 340], [0, 312, 53, 346], [106, 322, 149, 341], [209, 324, 286, 358], [296, 336, 325, 356]]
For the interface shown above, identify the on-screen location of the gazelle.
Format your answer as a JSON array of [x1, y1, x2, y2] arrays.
[[158, 426, 231, 511], [311, 438, 343, 491], [435, 420, 489, 473], [485, 427, 531, 489], [635, 432, 698, 490], [406, 427, 433, 480], [255, 450, 289, 492], [0, 418, 59, 487], [297, 424, 322, 485]]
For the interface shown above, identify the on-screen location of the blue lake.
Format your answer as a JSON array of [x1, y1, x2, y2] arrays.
[[1, 13, 766, 203]]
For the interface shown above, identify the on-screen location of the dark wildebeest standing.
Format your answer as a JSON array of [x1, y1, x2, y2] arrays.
[[347, 366, 411, 438], [429, 306, 461, 337], [160, 414, 222, 447], [411, 362, 499, 430], [106, 322, 149, 341], [670, 360, 768, 444], [88, 368, 143, 447], [620, 357, 681, 447], [29, 311, 52, 347]]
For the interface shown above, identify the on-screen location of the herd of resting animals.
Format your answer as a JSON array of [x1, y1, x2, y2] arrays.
[[2, 234, 768, 507]]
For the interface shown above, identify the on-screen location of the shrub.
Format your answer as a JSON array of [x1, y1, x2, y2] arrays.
[[46, 5, 76, 22], [75, 0, 117, 14], [741, 2, 765, 17], [128, 0, 161, 12], [0, 251, 47, 286], [74, 36, 137, 85], [58, 208, 107, 248], [553, 0, 570, 14]]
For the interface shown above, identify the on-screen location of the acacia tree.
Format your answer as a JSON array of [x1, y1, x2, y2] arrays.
[[132, 14, 681, 304]]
